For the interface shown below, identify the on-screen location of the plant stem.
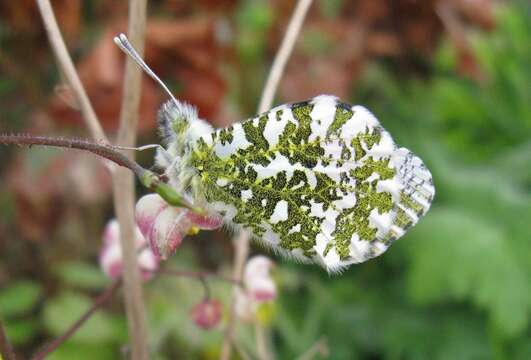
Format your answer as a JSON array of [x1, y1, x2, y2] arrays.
[[0, 133, 199, 211], [112, 0, 149, 358], [220, 230, 250, 360], [0, 318, 16, 360], [220, 1, 314, 359], [32, 280, 122, 360], [257, 0, 314, 114], [36, 0, 108, 143], [255, 322, 270, 360], [36, 0, 149, 357], [29, 266, 237, 359], [0, 134, 147, 179]]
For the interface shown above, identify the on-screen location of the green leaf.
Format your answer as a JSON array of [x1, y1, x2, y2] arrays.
[[54, 261, 108, 290], [406, 208, 531, 337], [45, 342, 117, 360], [3, 319, 39, 345], [0, 280, 41, 317], [42, 292, 119, 343]]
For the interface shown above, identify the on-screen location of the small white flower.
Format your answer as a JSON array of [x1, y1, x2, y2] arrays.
[[99, 219, 159, 280], [244, 256, 277, 302]]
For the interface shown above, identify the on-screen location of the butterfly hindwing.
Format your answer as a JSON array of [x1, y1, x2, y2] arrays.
[[187, 95, 434, 272]]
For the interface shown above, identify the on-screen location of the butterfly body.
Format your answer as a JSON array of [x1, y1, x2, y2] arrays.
[[156, 95, 434, 273]]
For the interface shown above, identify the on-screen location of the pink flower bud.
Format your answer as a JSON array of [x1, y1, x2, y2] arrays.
[[135, 194, 168, 238], [99, 241, 123, 279], [149, 206, 189, 259], [243, 256, 277, 303], [102, 219, 120, 245], [99, 219, 159, 281], [248, 278, 277, 302], [135, 194, 224, 259], [191, 299, 223, 330]]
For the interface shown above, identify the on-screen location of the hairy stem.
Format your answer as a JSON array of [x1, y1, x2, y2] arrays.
[[0, 133, 199, 212], [32, 280, 122, 360], [0, 134, 147, 179]]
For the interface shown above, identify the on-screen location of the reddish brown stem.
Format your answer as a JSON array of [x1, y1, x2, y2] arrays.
[[29, 268, 237, 359], [0, 134, 148, 180], [32, 279, 122, 360]]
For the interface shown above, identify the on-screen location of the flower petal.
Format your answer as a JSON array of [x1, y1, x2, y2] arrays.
[[149, 206, 190, 259], [135, 193, 168, 240], [187, 211, 224, 230], [248, 278, 277, 302]]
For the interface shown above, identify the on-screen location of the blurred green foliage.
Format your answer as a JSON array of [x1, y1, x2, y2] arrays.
[[0, 280, 41, 345], [272, 2, 531, 359]]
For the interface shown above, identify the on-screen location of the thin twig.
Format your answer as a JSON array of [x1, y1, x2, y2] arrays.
[[255, 322, 270, 360], [220, 1, 314, 359], [36, 1, 149, 358], [0, 134, 147, 179], [111, 0, 149, 359], [199, 277, 211, 301], [36, 0, 108, 143], [257, 0, 314, 113], [29, 266, 239, 360], [32, 280, 122, 360], [220, 230, 251, 360], [0, 132, 199, 211], [0, 319, 16, 360]]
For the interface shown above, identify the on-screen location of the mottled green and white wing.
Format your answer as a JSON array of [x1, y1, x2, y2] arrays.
[[189, 95, 434, 272]]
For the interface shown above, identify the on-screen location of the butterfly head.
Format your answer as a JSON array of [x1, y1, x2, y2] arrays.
[[157, 100, 198, 150]]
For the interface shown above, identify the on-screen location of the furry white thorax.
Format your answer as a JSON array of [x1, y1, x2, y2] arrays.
[[155, 100, 214, 202], [185, 117, 214, 144]]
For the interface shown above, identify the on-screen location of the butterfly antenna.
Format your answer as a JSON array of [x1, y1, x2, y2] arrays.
[[113, 33, 178, 105]]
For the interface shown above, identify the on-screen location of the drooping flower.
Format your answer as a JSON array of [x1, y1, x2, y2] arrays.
[[135, 193, 223, 259], [191, 299, 223, 330], [99, 219, 159, 280], [234, 256, 278, 322], [243, 256, 277, 302]]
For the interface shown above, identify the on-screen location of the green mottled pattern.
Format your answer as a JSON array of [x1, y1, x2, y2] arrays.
[[173, 95, 434, 271]]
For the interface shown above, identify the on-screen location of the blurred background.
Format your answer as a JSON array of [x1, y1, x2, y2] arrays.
[[0, 0, 530, 359]]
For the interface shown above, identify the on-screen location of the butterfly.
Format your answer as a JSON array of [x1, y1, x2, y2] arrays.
[[114, 34, 435, 273]]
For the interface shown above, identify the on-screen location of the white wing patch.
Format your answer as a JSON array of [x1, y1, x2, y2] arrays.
[[181, 95, 434, 273]]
